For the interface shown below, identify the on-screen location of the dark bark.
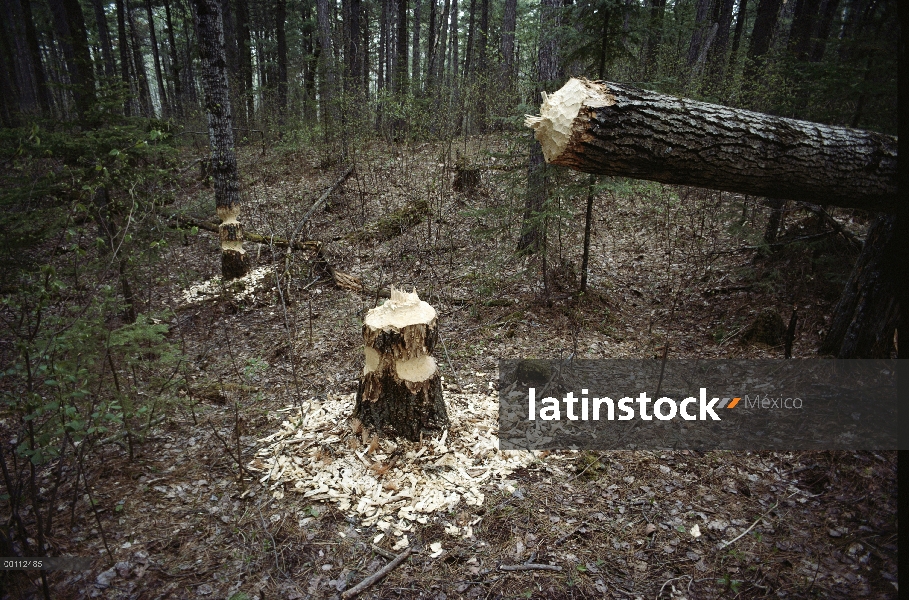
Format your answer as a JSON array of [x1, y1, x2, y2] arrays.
[[705, 0, 735, 86], [234, 0, 251, 123], [317, 0, 337, 125], [463, 0, 475, 81], [446, 0, 457, 88], [643, 0, 665, 79], [193, 0, 248, 280], [518, 0, 563, 254], [686, 0, 715, 67], [500, 0, 516, 77], [162, 0, 182, 115], [433, 0, 449, 86], [809, 0, 839, 62], [378, 0, 387, 90], [410, 0, 420, 90], [727, 0, 747, 70], [48, 0, 96, 117], [127, 2, 154, 116], [395, 0, 407, 92], [742, 0, 783, 93], [0, 2, 19, 124], [20, 0, 52, 113], [762, 198, 786, 242], [90, 0, 116, 77], [530, 79, 898, 213], [115, 0, 132, 114], [788, 0, 822, 60], [425, 0, 436, 85], [344, 0, 362, 82], [820, 214, 899, 358], [276, 0, 287, 115], [145, 0, 169, 117]]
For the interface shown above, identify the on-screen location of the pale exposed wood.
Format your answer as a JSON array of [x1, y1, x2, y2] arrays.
[[526, 77, 897, 212]]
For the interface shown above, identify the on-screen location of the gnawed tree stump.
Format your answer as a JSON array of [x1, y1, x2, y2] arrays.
[[353, 288, 448, 441]]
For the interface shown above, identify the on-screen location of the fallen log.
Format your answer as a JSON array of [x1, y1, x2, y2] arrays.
[[525, 78, 897, 213]]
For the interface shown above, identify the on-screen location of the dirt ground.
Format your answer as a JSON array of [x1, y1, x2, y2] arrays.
[[2, 135, 898, 599]]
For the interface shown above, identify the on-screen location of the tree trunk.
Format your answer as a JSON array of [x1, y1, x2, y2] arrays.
[[809, 0, 839, 62], [90, 0, 116, 77], [128, 2, 154, 116], [499, 0, 516, 80], [643, 0, 665, 79], [162, 0, 183, 115], [425, 0, 435, 86], [410, 0, 420, 91], [788, 0, 822, 61], [48, 0, 96, 118], [446, 0, 457, 89], [727, 0, 747, 72], [317, 0, 337, 129], [378, 0, 387, 90], [742, 0, 783, 96], [193, 0, 248, 280], [116, 0, 133, 114], [433, 0, 449, 87], [145, 0, 169, 117], [525, 78, 897, 213], [354, 288, 448, 441], [234, 0, 252, 124], [19, 0, 52, 113], [395, 0, 408, 92], [820, 213, 899, 357], [462, 0, 475, 81], [276, 0, 287, 117], [686, 0, 715, 68], [705, 0, 734, 87], [517, 0, 563, 254]]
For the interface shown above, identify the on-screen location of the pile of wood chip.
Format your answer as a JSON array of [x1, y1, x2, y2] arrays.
[[249, 391, 536, 542], [180, 265, 272, 305]]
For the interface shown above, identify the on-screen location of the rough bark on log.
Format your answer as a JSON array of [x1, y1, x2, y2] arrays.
[[354, 288, 448, 441], [525, 78, 897, 212]]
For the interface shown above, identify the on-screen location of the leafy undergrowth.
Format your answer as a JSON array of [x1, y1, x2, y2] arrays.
[[1, 133, 896, 599]]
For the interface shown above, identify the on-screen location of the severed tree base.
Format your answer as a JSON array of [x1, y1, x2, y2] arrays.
[[353, 288, 449, 441]]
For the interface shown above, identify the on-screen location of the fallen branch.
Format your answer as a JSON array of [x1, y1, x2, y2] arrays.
[[370, 543, 397, 560], [498, 563, 563, 572], [341, 546, 412, 598], [797, 202, 864, 249], [289, 165, 355, 245], [170, 215, 362, 291]]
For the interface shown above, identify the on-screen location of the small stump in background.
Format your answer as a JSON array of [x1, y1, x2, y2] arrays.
[[452, 154, 480, 193], [354, 288, 448, 441]]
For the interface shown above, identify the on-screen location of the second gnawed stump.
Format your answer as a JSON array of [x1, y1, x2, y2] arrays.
[[354, 288, 448, 441]]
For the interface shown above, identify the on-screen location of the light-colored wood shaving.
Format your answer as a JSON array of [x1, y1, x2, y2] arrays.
[[249, 391, 537, 534]]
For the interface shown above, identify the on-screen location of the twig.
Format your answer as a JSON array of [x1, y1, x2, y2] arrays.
[[498, 563, 562, 572], [341, 546, 412, 599], [719, 501, 779, 548], [370, 543, 397, 560]]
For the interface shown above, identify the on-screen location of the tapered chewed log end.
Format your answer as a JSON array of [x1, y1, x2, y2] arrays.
[[524, 77, 615, 163]]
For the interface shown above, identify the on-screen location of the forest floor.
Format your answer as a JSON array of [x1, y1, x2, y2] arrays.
[[4, 134, 898, 599]]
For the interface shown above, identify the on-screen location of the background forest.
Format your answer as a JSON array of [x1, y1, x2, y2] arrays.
[[0, 0, 900, 597]]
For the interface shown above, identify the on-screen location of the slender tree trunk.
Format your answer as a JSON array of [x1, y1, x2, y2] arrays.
[[193, 0, 248, 280], [643, 0, 665, 79], [19, 0, 52, 113], [128, 2, 154, 116], [434, 0, 449, 86], [276, 0, 287, 118], [727, 0, 747, 74], [115, 0, 134, 114], [48, 0, 96, 118], [395, 0, 408, 92], [425, 0, 436, 86], [235, 0, 252, 123], [162, 0, 182, 115], [463, 0, 475, 81], [317, 0, 337, 130], [145, 0, 169, 117], [447, 0, 457, 89], [0, 0, 22, 123], [345, 0, 362, 82], [90, 0, 116, 77], [742, 0, 783, 98], [378, 0, 387, 90], [526, 78, 897, 213], [809, 0, 839, 62], [410, 0, 420, 92], [500, 0, 516, 77], [518, 0, 563, 254], [705, 0, 734, 87]]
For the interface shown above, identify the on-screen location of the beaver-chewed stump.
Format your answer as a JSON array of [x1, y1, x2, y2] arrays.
[[353, 288, 448, 441]]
